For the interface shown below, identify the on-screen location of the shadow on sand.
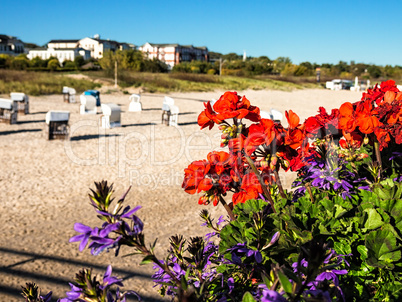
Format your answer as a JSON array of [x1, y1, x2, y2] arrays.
[[0, 246, 163, 301], [17, 119, 45, 124], [0, 129, 42, 136], [70, 134, 120, 141]]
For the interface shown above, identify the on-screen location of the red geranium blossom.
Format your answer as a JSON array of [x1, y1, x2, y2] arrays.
[[213, 92, 261, 122], [182, 160, 211, 194]]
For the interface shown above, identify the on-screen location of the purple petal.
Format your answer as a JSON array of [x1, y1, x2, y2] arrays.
[[73, 223, 92, 233]]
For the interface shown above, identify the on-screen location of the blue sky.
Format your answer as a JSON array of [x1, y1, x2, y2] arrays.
[[2, 0, 402, 66]]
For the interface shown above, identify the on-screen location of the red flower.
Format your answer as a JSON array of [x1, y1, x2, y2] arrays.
[[207, 151, 231, 175], [283, 110, 304, 149], [232, 173, 262, 205], [182, 160, 211, 194], [198, 101, 222, 130], [304, 107, 340, 138], [374, 126, 391, 150], [338, 102, 356, 133], [213, 92, 260, 122], [244, 119, 275, 155], [355, 101, 379, 134], [339, 131, 363, 149]]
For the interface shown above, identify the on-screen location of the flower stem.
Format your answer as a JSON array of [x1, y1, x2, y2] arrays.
[[373, 138, 382, 178], [219, 196, 235, 221], [273, 169, 286, 199], [245, 155, 276, 213], [305, 183, 314, 204]]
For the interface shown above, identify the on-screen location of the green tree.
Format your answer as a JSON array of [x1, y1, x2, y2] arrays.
[[11, 54, 30, 70], [47, 58, 60, 71], [74, 56, 85, 68], [368, 65, 382, 78], [30, 57, 47, 68]]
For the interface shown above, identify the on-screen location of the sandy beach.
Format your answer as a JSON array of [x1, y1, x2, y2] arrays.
[[0, 88, 362, 301]]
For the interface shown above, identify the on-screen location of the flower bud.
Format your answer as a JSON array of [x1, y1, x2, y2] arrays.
[[359, 153, 369, 159], [260, 160, 268, 168], [363, 136, 369, 145], [218, 125, 227, 131]]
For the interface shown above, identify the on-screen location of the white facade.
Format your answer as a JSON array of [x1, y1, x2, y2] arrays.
[[78, 37, 119, 59], [27, 48, 90, 64]]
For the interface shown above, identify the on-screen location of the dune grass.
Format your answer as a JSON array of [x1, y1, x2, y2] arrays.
[[85, 71, 320, 93], [0, 69, 320, 96], [0, 70, 100, 96]]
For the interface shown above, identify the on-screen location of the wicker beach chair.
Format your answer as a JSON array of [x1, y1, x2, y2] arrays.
[[10, 92, 29, 114], [45, 111, 70, 140], [0, 98, 18, 124]]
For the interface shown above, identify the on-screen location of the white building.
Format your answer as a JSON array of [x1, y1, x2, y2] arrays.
[[47, 39, 79, 49], [0, 34, 25, 55], [78, 36, 134, 59], [139, 43, 209, 70], [27, 47, 90, 64]]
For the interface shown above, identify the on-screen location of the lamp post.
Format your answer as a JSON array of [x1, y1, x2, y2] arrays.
[[316, 67, 321, 83]]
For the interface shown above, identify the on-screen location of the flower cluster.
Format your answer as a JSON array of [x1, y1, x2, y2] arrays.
[[69, 181, 144, 256], [21, 283, 52, 302], [59, 265, 139, 302], [184, 81, 402, 212]]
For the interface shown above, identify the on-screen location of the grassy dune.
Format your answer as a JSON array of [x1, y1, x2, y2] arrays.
[[0, 70, 100, 96], [0, 70, 321, 96]]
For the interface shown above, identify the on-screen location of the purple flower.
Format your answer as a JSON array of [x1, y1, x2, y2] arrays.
[[217, 215, 225, 226], [100, 265, 123, 290], [40, 291, 52, 302], [60, 283, 82, 301], [89, 235, 122, 256], [227, 277, 234, 293], [315, 269, 348, 286], [258, 284, 287, 302], [69, 223, 94, 252], [264, 231, 280, 248]]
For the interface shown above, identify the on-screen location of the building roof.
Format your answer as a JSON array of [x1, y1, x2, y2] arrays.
[[143, 43, 207, 50], [0, 34, 23, 44], [48, 39, 80, 44], [145, 42, 180, 47]]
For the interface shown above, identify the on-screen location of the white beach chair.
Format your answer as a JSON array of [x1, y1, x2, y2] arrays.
[[260, 110, 273, 120], [270, 109, 283, 122], [62, 86, 70, 102], [0, 98, 18, 124], [260, 109, 283, 123], [80, 95, 97, 115], [168, 104, 179, 126], [10, 92, 29, 114], [162, 96, 175, 125], [101, 103, 121, 128], [128, 94, 142, 112], [45, 111, 70, 140], [68, 88, 76, 103]]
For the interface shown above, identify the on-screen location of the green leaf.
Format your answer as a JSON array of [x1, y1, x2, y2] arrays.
[[242, 292, 257, 302], [365, 230, 401, 268], [364, 208, 384, 230], [357, 245, 368, 261], [277, 270, 293, 295], [140, 255, 155, 265]]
